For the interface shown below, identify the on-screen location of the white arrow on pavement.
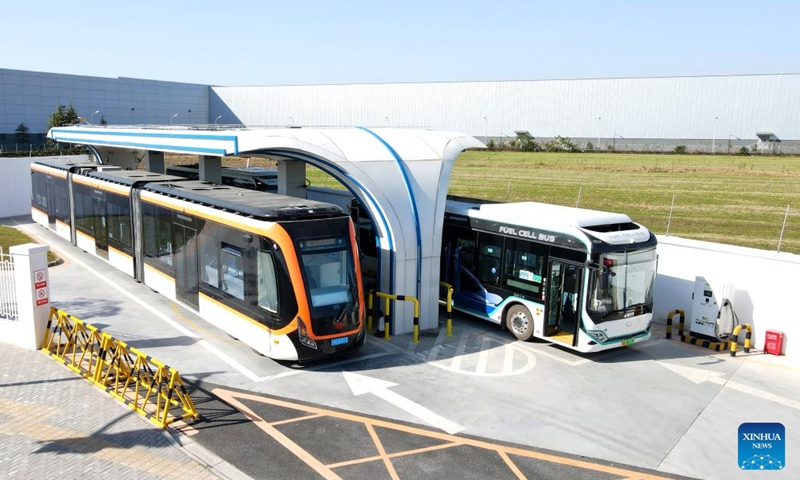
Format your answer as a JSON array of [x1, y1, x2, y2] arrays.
[[658, 362, 800, 411], [343, 372, 465, 435]]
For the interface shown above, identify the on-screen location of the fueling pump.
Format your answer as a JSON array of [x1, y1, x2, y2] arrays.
[[689, 276, 738, 341]]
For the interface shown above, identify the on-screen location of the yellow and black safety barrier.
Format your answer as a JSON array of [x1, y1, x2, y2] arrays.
[[665, 308, 728, 351], [369, 291, 420, 343], [440, 281, 453, 337], [729, 324, 753, 357], [41, 307, 198, 429], [665, 309, 685, 339]]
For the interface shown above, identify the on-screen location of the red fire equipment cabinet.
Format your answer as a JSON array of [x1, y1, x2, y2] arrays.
[[764, 330, 784, 356]]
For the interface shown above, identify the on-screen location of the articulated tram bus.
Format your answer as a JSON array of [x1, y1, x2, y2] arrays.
[[442, 197, 658, 353], [31, 159, 365, 362]]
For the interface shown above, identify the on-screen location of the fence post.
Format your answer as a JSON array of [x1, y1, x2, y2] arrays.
[[9, 244, 51, 349]]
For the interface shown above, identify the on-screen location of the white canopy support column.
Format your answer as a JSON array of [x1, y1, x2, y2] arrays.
[[199, 155, 222, 183], [146, 151, 164, 173], [277, 159, 307, 197]]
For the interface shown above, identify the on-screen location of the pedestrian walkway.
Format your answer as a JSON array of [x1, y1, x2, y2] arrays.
[[0, 343, 239, 480]]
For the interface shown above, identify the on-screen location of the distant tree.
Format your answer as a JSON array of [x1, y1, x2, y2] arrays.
[[99, 115, 108, 125], [46, 103, 79, 131], [544, 135, 577, 152], [15, 123, 30, 144], [673, 145, 687, 154]]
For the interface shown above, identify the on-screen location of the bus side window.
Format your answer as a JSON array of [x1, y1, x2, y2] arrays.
[[477, 234, 502, 286], [457, 238, 476, 271]]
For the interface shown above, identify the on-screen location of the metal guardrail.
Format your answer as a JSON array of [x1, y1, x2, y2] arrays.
[[729, 324, 753, 357], [368, 291, 420, 342], [665, 308, 728, 352], [665, 309, 685, 340], [41, 307, 198, 429]]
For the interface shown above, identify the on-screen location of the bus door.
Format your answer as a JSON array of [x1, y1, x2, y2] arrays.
[[91, 191, 108, 259], [45, 176, 57, 228], [173, 219, 199, 309], [546, 259, 583, 346]]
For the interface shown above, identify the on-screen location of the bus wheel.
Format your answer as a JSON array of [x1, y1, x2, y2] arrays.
[[505, 305, 534, 341]]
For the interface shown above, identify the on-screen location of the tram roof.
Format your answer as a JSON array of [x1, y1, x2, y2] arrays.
[[144, 180, 344, 220], [34, 157, 98, 172], [89, 169, 185, 186]]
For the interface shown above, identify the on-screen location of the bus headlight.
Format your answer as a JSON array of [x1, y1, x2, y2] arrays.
[[586, 330, 608, 343], [297, 317, 317, 349]]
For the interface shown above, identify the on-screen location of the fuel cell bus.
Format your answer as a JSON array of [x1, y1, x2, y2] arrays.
[[31, 159, 365, 362], [441, 197, 657, 352]]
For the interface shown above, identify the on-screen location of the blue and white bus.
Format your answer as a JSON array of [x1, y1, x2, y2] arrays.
[[441, 197, 657, 352]]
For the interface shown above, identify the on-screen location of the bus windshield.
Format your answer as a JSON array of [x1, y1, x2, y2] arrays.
[[298, 236, 359, 335], [587, 247, 657, 323]]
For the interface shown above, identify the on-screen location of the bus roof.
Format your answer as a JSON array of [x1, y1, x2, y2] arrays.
[[144, 180, 343, 220], [446, 197, 653, 247], [446, 198, 633, 230]]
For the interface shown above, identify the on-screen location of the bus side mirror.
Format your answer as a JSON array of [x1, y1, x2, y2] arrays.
[[600, 272, 610, 290]]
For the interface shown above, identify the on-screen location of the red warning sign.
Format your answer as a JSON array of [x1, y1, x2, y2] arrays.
[[36, 287, 48, 306], [34, 269, 47, 289]]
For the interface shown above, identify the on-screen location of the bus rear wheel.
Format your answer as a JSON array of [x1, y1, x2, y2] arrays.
[[505, 305, 534, 341]]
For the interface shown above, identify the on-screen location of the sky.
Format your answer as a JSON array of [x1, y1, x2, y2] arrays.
[[2, 0, 799, 86]]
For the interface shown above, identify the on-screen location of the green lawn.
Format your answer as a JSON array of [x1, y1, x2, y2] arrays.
[[0, 225, 58, 263], [303, 151, 800, 254]]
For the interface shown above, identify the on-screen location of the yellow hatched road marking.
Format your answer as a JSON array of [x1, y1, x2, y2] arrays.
[[213, 388, 677, 480]]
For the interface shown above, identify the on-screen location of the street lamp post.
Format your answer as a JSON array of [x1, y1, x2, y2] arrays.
[[385, 116, 390, 126], [728, 134, 741, 154], [289, 116, 294, 126], [597, 117, 601, 151], [170, 113, 179, 125], [90, 110, 100, 125], [214, 115, 222, 125], [483, 116, 488, 143], [711, 116, 718, 154]]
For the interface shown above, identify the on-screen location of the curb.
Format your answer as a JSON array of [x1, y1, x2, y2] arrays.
[[161, 424, 253, 480]]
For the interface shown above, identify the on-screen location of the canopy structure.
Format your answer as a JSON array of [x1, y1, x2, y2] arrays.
[[48, 125, 483, 334]]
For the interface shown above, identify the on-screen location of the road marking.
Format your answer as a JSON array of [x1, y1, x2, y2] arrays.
[[476, 338, 491, 374], [366, 423, 400, 480], [426, 327, 447, 362], [450, 331, 468, 370], [498, 450, 527, 480], [658, 361, 800, 411], [429, 342, 537, 378], [215, 390, 343, 480], [212, 388, 679, 480], [343, 372, 465, 434]]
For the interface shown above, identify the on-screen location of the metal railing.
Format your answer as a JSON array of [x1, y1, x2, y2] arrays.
[[0, 247, 18, 320]]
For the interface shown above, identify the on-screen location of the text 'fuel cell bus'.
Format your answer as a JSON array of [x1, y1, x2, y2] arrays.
[[30, 158, 365, 362], [441, 197, 657, 353]]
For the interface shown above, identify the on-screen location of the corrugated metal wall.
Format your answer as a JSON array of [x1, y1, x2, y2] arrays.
[[0, 68, 209, 135], [211, 74, 800, 140]]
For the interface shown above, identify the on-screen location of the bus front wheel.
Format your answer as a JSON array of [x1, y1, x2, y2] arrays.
[[505, 305, 534, 341]]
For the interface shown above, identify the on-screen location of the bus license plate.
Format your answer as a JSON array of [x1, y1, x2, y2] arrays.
[[331, 337, 349, 347], [621, 339, 634, 346]]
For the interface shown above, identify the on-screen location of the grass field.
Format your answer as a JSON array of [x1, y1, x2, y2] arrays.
[[166, 151, 800, 254], [0, 225, 58, 262]]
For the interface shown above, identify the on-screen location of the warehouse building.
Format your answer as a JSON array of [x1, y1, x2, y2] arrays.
[[2, 68, 799, 153]]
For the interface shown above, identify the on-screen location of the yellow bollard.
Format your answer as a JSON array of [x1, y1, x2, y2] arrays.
[[440, 282, 454, 337]]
